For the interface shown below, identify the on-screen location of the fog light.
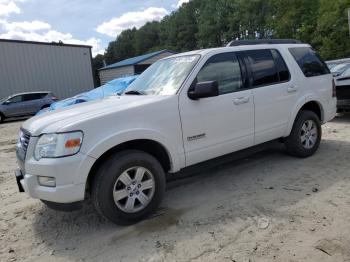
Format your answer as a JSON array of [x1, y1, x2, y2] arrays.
[[38, 176, 56, 187]]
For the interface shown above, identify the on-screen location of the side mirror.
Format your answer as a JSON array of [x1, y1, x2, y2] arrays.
[[188, 81, 219, 100], [3, 100, 10, 105]]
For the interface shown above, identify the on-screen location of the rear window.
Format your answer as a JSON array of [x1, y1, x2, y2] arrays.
[[289, 47, 330, 77], [245, 49, 279, 86]]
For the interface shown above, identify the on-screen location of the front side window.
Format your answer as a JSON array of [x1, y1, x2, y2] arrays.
[[246, 49, 279, 87], [196, 52, 242, 95], [123, 55, 200, 96], [289, 47, 330, 77], [9, 95, 23, 103]]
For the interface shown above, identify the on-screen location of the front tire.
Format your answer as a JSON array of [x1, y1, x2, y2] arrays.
[[92, 150, 166, 225], [0, 113, 4, 123], [285, 110, 321, 158]]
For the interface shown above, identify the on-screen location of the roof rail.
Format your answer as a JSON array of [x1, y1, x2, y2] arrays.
[[226, 39, 302, 47]]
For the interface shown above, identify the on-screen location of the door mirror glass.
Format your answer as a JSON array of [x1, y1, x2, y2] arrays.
[[188, 81, 219, 100]]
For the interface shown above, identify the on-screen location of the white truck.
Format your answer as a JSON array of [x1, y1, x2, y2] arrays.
[[15, 40, 336, 225]]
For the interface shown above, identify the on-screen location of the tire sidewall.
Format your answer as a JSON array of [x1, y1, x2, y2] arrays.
[[289, 111, 322, 157], [93, 150, 166, 225]]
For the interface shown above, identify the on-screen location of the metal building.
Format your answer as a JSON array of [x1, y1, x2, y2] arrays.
[[99, 50, 176, 85], [0, 39, 95, 100]]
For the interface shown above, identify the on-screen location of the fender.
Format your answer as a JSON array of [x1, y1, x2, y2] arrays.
[[284, 94, 324, 137], [82, 128, 184, 173]]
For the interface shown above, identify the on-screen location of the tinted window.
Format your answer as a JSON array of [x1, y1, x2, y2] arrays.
[[9, 95, 23, 103], [271, 49, 290, 81], [22, 93, 47, 101], [197, 53, 242, 95], [246, 50, 279, 86], [289, 47, 330, 77]]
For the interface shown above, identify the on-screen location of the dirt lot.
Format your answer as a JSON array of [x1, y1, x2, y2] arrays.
[[1, 115, 350, 262]]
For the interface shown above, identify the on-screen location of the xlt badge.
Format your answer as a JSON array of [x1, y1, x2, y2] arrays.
[[187, 133, 206, 141]]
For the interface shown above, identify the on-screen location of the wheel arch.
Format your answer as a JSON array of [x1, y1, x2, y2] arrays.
[[86, 139, 173, 192], [285, 99, 324, 137]]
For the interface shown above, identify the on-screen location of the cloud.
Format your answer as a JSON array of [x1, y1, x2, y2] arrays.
[[171, 0, 190, 9], [177, 0, 190, 8], [96, 7, 169, 38], [0, 19, 104, 56], [3, 20, 51, 32], [0, 0, 21, 17]]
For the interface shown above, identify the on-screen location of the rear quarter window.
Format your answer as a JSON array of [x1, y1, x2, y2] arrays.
[[289, 47, 330, 77]]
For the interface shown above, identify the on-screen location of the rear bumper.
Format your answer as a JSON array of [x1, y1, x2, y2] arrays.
[[337, 99, 350, 110]]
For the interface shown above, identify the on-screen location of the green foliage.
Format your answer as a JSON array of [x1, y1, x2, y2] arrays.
[[93, 0, 350, 75]]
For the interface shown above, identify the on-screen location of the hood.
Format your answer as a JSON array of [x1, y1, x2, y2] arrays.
[[22, 95, 169, 136]]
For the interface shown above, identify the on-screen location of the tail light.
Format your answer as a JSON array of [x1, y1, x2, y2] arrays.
[[332, 79, 336, 98]]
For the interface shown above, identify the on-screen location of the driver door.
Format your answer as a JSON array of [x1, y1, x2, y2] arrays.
[[3, 95, 26, 117], [179, 52, 254, 166]]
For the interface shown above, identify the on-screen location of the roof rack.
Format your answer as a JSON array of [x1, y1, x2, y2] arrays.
[[226, 39, 302, 47]]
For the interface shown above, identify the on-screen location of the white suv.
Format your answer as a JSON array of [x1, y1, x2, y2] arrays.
[[15, 40, 336, 225]]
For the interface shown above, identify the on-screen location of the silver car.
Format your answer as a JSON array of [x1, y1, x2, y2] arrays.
[[0, 92, 57, 123]]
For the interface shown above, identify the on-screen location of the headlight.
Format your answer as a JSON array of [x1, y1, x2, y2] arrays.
[[34, 131, 83, 160]]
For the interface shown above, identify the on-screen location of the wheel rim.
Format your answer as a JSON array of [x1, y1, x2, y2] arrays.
[[113, 166, 155, 213], [300, 120, 318, 149]]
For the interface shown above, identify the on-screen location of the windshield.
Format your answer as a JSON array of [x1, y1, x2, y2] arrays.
[[0, 96, 9, 103], [123, 55, 200, 96], [331, 63, 350, 73], [341, 67, 350, 77]]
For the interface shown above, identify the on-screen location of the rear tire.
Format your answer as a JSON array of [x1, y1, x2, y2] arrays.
[[285, 110, 321, 158], [0, 113, 4, 123], [92, 150, 166, 225]]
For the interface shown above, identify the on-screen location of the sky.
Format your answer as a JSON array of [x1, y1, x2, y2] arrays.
[[0, 0, 190, 56]]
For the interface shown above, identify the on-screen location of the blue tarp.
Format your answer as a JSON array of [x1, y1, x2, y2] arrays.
[[37, 75, 138, 115]]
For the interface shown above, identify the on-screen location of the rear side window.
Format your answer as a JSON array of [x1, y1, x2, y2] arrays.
[[23, 93, 47, 101], [289, 47, 330, 77], [271, 49, 290, 81], [245, 50, 279, 86]]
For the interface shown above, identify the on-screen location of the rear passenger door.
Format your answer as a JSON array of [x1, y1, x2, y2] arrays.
[[245, 49, 298, 145], [22, 93, 46, 114]]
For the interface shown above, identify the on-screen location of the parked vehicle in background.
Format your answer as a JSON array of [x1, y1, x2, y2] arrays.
[[15, 40, 336, 225], [330, 63, 350, 77], [0, 92, 57, 123], [332, 65, 350, 111], [36, 75, 138, 115]]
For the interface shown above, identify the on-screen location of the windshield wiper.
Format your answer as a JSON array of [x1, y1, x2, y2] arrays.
[[123, 90, 146, 95]]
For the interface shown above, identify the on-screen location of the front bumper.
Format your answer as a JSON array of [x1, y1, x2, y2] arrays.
[[16, 170, 86, 203], [16, 149, 96, 204]]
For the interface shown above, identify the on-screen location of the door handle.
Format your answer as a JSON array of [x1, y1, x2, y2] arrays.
[[287, 86, 298, 93], [233, 97, 249, 105]]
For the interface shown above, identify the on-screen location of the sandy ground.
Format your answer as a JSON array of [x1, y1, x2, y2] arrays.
[[1, 115, 350, 262]]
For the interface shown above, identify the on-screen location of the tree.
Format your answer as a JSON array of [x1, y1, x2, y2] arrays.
[[313, 0, 350, 59]]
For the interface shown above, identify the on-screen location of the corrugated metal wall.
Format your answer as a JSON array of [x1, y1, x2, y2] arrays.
[[99, 66, 134, 85], [0, 40, 94, 99]]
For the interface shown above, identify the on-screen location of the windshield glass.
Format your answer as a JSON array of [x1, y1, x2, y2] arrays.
[[123, 55, 200, 96], [0, 96, 9, 103], [341, 67, 350, 77], [331, 63, 350, 73]]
